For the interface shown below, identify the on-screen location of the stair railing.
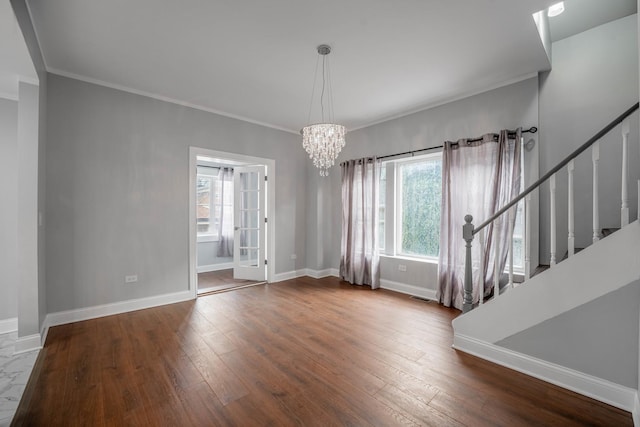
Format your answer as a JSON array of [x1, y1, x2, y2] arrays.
[[462, 102, 639, 313]]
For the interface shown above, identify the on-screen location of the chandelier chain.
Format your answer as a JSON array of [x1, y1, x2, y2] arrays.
[[320, 54, 326, 122], [306, 55, 320, 126]]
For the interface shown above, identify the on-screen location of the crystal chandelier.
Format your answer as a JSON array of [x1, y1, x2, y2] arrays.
[[301, 45, 346, 177]]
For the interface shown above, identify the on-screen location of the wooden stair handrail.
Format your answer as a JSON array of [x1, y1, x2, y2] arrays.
[[473, 102, 639, 235]]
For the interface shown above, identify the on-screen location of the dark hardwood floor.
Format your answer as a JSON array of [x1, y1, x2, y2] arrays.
[[198, 269, 263, 295], [13, 276, 632, 426]]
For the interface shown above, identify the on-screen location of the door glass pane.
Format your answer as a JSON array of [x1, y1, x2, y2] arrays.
[[239, 249, 259, 267], [239, 229, 259, 249], [240, 209, 259, 228]]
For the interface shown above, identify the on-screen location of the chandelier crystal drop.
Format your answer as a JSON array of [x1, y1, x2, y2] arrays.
[[301, 123, 346, 177], [301, 44, 346, 177]]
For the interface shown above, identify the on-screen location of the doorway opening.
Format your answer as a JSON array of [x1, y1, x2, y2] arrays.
[[189, 147, 275, 298]]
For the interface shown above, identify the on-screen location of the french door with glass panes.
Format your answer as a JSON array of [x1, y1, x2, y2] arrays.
[[233, 165, 266, 281]]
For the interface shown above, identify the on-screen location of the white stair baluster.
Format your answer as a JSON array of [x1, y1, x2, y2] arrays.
[[494, 217, 500, 299], [621, 119, 630, 226], [508, 207, 514, 289], [567, 160, 575, 257], [550, 174, 557, 266], [479, 228, 485, 305], [525, 194, 531, 280], [593, 141, 601, 243]]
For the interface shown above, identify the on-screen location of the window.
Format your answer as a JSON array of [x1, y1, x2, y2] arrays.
[[379, 151, 525, 272], [397, 155, 442, 258], [379, 152, 442, 260], [378, 166, 386, 250], [196, 166, 233, 241]]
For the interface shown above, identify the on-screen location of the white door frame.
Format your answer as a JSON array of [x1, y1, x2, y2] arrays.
[[188, 147, 276, 298]]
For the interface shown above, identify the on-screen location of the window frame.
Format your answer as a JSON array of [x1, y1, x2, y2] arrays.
[[379, 151, 443, 262], [196, 167, 220, 242]]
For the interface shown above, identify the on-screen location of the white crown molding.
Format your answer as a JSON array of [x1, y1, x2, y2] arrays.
[[349, 72, 539, 132], [379, 279, 437, 301], [24, 0, 48, 69], [0, 318, 18, 334], [0, 92, 18, 101], [47, 68, 299, 135], [453, 333, 637, 412], [18, 75, 39, 86]]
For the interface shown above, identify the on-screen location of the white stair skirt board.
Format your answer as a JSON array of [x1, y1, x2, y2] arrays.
[[453, 334, 637, 412], [453, 220, 640, 344], [633, 393, 640, 427], [0, 318, 18, 335], [380, 279, 438, 301]]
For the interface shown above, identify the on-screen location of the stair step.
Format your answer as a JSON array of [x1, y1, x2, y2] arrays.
[[531, 264, 549, 278], [601, 227, 620, 237], [561, 247, 584, 261]]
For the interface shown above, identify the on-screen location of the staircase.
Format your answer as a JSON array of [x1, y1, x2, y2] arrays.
[[451, 103, 640, 415]]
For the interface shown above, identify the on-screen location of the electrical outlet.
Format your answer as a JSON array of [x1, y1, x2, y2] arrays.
[[290, 254, 297, 260], [125, 275, 138, 283], [398, 264, 407, 272]]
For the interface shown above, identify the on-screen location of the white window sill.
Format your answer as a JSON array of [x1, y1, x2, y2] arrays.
[[380, 254, 438, 265]]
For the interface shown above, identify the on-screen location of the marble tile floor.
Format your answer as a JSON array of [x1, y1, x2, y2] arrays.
[[0, 332, 38, 427]]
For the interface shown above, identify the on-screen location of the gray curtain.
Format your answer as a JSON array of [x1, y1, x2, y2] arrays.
[[437, 129, 522, 309], [340, 157, 381, 288], [216, 167, 234, 258]]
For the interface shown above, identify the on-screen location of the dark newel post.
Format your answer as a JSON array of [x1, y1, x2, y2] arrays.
[[463, 215, 474, 313]]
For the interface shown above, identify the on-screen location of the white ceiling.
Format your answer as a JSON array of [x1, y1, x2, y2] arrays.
[[3, 0, 635, 132], [549, 0, 637, 42], [0, 0, 37, 100]]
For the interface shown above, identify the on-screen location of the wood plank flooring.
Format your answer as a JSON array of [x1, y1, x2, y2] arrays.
[[198, 269, 262, 295], [12, 276, 632, 426]]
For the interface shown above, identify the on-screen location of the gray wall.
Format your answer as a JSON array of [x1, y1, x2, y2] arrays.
[[318, 77, 539, 291], [197, 241, 232, 270], [45, 74, 307, 313], [0, 98, 18, 320], [539, 14, 639, 264], [498, 280, 640, 389]]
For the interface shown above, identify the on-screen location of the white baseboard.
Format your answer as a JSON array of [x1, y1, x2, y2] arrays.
[[380, 279, 438, 301], [44, 290, 195, 330], [305, 268, 339, 279], [271, 268, 341, 283], [14, 334, 42, 354], [453, 333, 636, 412], [196, 262, 234, 273], [272, 269, 307, 283], [0, 317, 18, 334], [633, 392, 640, 426]]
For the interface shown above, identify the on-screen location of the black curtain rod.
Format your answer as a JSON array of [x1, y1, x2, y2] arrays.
[[376, 126, 538, 161]]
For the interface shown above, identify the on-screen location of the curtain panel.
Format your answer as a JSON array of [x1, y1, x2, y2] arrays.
[[216, 167, 234, 258], [340, 157, 381, 288], [437, 129, 522, 309]]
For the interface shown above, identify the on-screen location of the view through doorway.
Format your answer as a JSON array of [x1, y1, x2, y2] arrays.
[[189, 147, 275, 298]]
